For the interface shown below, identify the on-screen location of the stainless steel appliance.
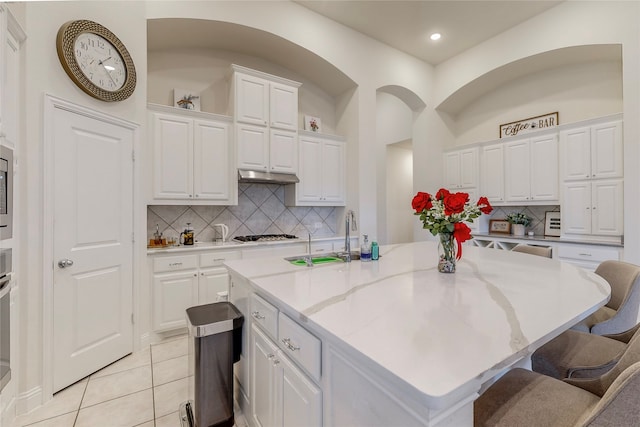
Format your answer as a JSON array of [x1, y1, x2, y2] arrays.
[[232, 234, 298, 243], [0, 249, 12, 392], [0, 145, 13, 240]]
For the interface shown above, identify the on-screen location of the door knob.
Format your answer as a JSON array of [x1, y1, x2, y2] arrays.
[[58, 259, 74, 268]]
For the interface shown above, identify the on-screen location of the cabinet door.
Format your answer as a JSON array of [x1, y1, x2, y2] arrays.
[[198, 267, 229, 305], [252, 324, 279, 427], [560, 126, 591, 181], [153, 271, 198, 331], [321, 140, 345, 204], [443, 151, 461, 189], [459, 148, 479, 188], [562, 182, 591, 235], [297, 137, 323, 202], [270, 82, 298, 131], [235, 73, 269, 126], [504, 139, 531, 202], [530, 134, 559, 201], [237, 123, 269, 171], [591, 121, 623, 179], [280, 349, 322, 427], [270, 129, 298, 174], [153, 113, 193, 199], [592, 179, 623, 236], [193, 119, 232, 200], [481, 144, 504, 203]]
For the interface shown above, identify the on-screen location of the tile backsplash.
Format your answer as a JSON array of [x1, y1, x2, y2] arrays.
[[487, 205, 560, 236], [147, 183, 338, 243]]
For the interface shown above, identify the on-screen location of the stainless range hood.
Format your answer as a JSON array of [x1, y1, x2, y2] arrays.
[[238, 169, 299, 185]]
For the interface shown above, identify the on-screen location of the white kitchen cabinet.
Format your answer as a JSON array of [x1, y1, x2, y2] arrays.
[[232, 65, 301, 174], [285, 132, 346, 206], [480, 143, 505, 203], [504, 134, 558, 202], [562, 179, 623, 236], [560, 120, 623, 181], [443, 147, 478, 190], [251, 324, 322, 427], [153, 270, 198, 332], [150, 105, 236, 205]]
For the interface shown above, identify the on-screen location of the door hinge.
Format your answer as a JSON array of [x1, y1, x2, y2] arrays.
[[132, 150, 135, 162], [131, 313, 134, 324], [132, 232, 135, 243]]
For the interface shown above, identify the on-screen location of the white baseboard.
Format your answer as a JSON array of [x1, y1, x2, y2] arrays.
[[15, 386, 42, 417]]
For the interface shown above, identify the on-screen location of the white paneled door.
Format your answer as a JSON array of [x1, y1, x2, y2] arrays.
[[50, 100, 134, 392]]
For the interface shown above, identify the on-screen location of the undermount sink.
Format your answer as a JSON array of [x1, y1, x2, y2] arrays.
[[285, 252, 360, 266]]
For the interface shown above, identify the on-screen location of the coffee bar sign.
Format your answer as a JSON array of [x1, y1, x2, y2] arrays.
[[500, 112, 558, 138]]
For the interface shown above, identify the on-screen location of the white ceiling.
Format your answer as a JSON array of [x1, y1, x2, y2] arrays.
[[294, 1, 563, 65]]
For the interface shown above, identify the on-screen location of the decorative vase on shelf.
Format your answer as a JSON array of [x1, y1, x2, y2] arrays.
[[438, 233, 457, 273], [512, 224, 526, 236]]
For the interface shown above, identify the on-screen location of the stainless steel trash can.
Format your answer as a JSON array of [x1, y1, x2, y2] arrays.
[[181, 302, 244, 427]]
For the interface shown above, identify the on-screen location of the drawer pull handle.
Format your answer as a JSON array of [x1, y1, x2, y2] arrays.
[[169, 262, 183, 267], [579, 253, 592, 256], [282, 338, 300, 351], [251, 311, 265, 320], [267, 354, 275, 359], [213, 258, 225, 262], [273, 359, 280, 365]]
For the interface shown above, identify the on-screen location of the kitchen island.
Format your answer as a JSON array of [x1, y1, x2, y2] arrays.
[[225, 241, 610, 427]]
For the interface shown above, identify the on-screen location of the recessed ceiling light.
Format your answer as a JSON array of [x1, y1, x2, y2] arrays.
[[430, 33, 441, 41]]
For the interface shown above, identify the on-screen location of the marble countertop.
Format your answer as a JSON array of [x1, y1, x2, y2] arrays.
[[224, 241, 610, 409], [472, 232, 623, 247], [146, 236, 352, 255]]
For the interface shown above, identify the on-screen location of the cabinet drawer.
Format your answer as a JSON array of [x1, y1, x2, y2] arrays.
[[278, 313, 321, 381], [250, 294, 278, 340], [557, 245, 620, 263], [310, 242, 333, 254], [153, 255, 198, 273], [199, 251, 241, 268]]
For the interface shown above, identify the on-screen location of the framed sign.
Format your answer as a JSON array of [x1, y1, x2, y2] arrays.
[[500, 112, 558, 138], [544, 211, 561, 237], [489, 219, 511, 235]]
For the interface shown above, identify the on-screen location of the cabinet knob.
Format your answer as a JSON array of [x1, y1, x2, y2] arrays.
[[593, 206, 597, 210], [195, 194, 199, 198]]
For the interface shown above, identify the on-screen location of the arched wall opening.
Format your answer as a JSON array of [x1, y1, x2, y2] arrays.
[[376, 86, 426, 244]]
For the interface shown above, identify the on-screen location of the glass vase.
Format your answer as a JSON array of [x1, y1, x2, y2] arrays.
[[438, 233, 457, 273]]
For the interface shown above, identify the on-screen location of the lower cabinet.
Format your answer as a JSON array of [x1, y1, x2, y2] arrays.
[[153, 270, 198, 331], [151, 250, 240, 332], [251, 324, 322, 427]]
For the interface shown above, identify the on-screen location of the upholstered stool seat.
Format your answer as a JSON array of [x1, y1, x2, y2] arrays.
[[511, 243, 552, 258], [532, 328, 629, 379], [571, 260, 640, 335]]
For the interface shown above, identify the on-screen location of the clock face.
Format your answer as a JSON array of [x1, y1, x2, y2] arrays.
[[74, 32, 126, 92]]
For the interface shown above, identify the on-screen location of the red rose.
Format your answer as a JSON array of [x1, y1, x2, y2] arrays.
[[435, 188, 450, 200], [443, 192, 469, 215], [477, 196, 493, 214], [411, 192, 432, 213]]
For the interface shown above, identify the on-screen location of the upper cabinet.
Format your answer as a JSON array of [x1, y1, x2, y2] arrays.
[[149, 104, 237, 205], [443, 147, 478, 190], [560, 120, 623, 181], [285, 132, 345, 206], [504, 133, 558, 203], [231, 65, 301, 173]]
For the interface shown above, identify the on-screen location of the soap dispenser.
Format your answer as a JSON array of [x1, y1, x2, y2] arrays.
[[361, 234, 371, 262]]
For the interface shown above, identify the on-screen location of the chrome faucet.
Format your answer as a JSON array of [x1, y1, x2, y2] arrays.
[[344, 210, 357, 262], [303, 233, 313, 267]]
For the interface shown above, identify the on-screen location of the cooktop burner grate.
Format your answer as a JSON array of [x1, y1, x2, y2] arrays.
[[233, 234, 298, 243]]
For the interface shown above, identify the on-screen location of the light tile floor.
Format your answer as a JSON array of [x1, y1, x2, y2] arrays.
[[13, 335, 249, 427]]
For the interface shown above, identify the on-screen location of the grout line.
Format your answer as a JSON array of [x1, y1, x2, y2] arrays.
[[71, 379, 89, 427]]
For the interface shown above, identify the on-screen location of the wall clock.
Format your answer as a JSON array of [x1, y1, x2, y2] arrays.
[[56, 20, 137, 102]]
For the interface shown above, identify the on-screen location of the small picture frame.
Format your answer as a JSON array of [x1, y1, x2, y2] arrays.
[[304, 115, 321, 132], [489, 219, 511, 235], [174, 89, 201, 111], [544, 211, 561, 237]]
